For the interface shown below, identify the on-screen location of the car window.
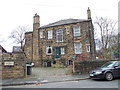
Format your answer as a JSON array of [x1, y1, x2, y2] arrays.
[[114, 61, 120, 68], [101, 61, 116, 68], [118, 62, 120, 68]]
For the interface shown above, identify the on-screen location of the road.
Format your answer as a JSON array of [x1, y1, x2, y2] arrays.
[[2, 79, 120, 88]]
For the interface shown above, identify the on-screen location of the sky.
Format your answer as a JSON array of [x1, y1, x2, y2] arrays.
[[0, 0, 119, 52]]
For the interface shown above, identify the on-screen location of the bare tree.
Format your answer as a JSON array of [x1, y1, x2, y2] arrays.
[[9, 26, 29, 51], [94, 17, 117, 59]]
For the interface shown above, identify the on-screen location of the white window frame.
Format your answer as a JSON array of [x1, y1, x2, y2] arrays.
[[66, 28, 70, 34], [40, 31, 43, 38], [73, 26, 81, 36], [74, 43, 82, 54], [46, 46, 52, 55], [56, 29, 63, 42], [61, 47, 65, 55], [48, 30, 53, 39], [86, 45, 90, 52]]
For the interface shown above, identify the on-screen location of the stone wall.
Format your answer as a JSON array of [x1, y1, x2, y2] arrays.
[[24, 32, 33, 61], [1, 52, 26, 79]]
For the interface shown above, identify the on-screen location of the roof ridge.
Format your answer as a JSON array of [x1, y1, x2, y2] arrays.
[[40, 18, 90, 28]]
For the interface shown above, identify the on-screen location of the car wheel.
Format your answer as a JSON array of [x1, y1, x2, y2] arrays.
[[105, 72, 113, 81]]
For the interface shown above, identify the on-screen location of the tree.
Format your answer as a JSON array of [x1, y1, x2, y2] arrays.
[[9, 26, 29, 51], [94, 17, 117, 59]]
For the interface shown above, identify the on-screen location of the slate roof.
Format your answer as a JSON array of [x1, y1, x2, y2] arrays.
[[40, 19, 90, 28], [0, 45, 7, 53]]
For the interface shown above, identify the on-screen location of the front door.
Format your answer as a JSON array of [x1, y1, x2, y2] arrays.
[[55, 48, 60, 58]]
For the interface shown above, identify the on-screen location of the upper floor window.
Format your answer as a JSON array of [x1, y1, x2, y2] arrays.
[[74, 43, 82, 54], [40, 31, 45, 38], [56, 29, 63, 42], [73, 26, 81, 36], [48, 30, 53, 39], [66, 28, 70, 34]]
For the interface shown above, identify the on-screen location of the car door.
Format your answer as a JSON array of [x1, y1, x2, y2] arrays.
[[117, 61, 120, 77], [113, 61, 120, 77]]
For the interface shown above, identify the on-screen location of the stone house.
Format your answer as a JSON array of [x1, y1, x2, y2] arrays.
[[24, 8, 96, 67]]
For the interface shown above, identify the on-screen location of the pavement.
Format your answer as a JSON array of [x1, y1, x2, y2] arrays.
[[1, 67, 89, 86], [1, 74, 89, 86]]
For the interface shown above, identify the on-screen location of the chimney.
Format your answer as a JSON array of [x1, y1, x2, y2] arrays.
[[33, 13, 40, 24], [33, 13, 40, 30], [87, 7, 91, 20]]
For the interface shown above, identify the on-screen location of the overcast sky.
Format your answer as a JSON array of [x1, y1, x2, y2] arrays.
[[0, 0, 119, 52]]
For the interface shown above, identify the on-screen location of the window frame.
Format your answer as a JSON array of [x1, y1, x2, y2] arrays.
[[46, 46, 52, 55], [56, 29, 63, 42], [86, 45, 90, 52], [40, 31, 45, 38], [73, 26, 81, 36], [48, 30, 53, 39], [74, 43, 82, 54], [61, 47, 65, 55]]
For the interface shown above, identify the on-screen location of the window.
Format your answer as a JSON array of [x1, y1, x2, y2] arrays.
[[73, 26, 81, 36], [53, 61, 56, 64], [46, 46, 52, 55], [74, 43, 82, 54], [40, 31, 44, 38], [48, 30, 53, 39], [86, 45, 90, 52], [61, 47, 65, 55], [66, 28, 70, 34], [68, 60, 73, 65], [56, 29, 63, 42]]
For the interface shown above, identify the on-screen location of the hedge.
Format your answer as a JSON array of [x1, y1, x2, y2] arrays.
[[74, 60, 118, 74]]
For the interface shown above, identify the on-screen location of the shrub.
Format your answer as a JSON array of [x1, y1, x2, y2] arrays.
[[74, 60, 118, 74]]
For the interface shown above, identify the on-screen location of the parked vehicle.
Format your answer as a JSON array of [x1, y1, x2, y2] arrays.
[[89, 61, 120, 81]]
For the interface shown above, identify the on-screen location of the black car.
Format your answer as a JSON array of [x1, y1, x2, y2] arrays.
[[89, 61, 120, 81]]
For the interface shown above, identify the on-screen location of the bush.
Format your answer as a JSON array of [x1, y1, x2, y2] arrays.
[[74, 60, 118, 74]]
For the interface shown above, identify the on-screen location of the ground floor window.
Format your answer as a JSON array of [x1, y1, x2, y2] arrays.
[[68, 60, 73, 65], [53, 61, 56, 64], [86, 45, 90, 52], [46, 46, 52, 55], [61, 47, 65, 55], [74, 43, 82, 54]]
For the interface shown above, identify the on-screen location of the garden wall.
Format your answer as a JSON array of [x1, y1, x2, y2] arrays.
[[1, 52, 26, 79]]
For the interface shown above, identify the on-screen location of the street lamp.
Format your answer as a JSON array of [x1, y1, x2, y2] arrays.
[[72, 55, 76, 73]]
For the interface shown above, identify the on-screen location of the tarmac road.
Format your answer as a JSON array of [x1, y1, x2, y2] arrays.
[[2, 79, 119, 88]]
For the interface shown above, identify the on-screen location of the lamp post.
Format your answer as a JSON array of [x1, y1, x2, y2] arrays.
[[72, 55, 76, 73]]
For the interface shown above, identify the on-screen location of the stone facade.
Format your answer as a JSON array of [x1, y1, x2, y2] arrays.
[[24, 8, 96, 67], [1, 52, 26, 79]]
